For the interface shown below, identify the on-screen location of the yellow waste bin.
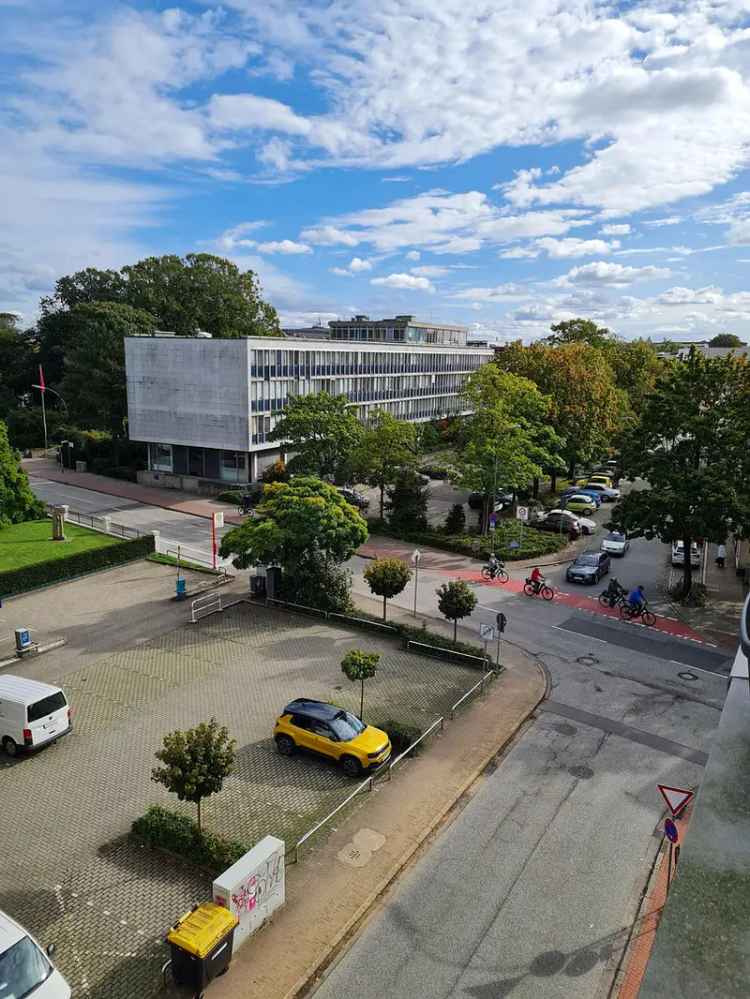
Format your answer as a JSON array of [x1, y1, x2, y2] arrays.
[[167, 902, 239, 994]]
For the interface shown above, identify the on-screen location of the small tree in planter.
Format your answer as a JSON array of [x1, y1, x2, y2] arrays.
[[444, 503, 465, 535], [436, 580, 477, 641], [151, 718, 236, 831], [341, 649, 380, 721], [363, 557, 412, 621]]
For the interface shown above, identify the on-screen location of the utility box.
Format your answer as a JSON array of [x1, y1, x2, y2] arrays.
[[15, 629, 32, 653], [213, 836, 285, 949], [265, 566, 282, 601], [75, 460, 87, 473]]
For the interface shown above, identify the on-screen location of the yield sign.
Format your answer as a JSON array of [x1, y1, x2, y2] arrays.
[[658, 784, 694, 817]]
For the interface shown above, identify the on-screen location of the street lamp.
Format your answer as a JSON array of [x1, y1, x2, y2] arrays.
[[412, 548, 421, 618]]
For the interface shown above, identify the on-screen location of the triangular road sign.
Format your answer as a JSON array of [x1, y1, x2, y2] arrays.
[[658, 784, 694, 817]]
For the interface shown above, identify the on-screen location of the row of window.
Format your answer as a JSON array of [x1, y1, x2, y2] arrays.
[[249, 348, 484, 380], [249, 372, 469, 412], [330, 326, 465, 345]]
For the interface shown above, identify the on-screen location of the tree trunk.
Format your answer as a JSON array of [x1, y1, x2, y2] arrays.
[[532, 477, 539, 498], [453, 618, 457, 641], [550, 470, 557, 493], [379, 482, 385, 521], [568, 456, 576, 480], [482, 494, 490, 535], [196, 798, 202, 832], [360, 678, 365, 721], [382, 594, 387, 621], [681, 536, 693, 599]]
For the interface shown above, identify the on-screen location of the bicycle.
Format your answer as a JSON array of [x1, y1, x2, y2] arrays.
[[481, 564, 509, 583], [523, 579, 555, 601], [598, 589, 627, 609], [619, 603, 656, 626]]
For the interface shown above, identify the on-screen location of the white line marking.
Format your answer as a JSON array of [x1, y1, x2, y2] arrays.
[[669, 660, 728, 677], [551, 625, 607, 643]]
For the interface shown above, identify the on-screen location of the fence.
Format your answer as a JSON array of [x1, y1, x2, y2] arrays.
[[57, 506, 144, 540], [190, 592, 223, 623]]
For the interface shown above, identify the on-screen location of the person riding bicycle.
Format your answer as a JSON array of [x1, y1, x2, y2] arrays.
[[487, 552, 503, 578], [627, 585, 646, 614], [530, 566, 545, 594], [604, 577, 626, 604], [240, 492, 253, 514]]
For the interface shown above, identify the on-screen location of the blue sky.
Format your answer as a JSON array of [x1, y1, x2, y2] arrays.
[[3, 0, 750, 342]]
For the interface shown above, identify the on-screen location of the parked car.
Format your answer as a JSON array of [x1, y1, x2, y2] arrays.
[[562, 493, 598, 516], [546, 508, 597, 536], [0, 909, 71, 998], [583, 482, 620, 502], [274, 698, 391, 777], [671, 541, 701, 568], [566, 550, 611, 584], [539, 510, 582, 539], [468, 489, 514, 511], [601, 531, 630, 557], [560, 486, 602, 508], [0, 676, 71, 757], [337, 487, 370, 511], [588, 474, 614, 488]]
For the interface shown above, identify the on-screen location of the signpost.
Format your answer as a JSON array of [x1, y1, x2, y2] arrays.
[[211, 511, 224, 571], [479, 621, 495, 660], [495, 612, 507, 668], [664, 817, 679, 891], [516, 506, 528, 548], [412, 549, 421, 618], [657, 784, 694, 818]]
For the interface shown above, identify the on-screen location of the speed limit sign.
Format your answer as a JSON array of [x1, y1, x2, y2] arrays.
[[516, 506, 529, 522]]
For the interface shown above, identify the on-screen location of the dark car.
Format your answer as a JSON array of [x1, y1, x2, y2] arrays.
[[337, 487, 370, 511], [566, 550, 611, 584], [468, 489, 515, 511], [538, 511, 582, 538]]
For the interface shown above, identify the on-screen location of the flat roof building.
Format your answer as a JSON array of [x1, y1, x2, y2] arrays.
[[125, 333, 491, 490]]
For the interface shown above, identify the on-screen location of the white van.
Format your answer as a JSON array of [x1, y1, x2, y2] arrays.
[[0, 676, 71, 758], [0, 908, 71, 998]]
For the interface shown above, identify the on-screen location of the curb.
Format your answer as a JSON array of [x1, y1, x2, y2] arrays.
[[284, 661, 548, 999]]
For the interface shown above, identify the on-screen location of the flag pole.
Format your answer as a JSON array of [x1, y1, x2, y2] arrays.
[[40, 387, 48, 455]]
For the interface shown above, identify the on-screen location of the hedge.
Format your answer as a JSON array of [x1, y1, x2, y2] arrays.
[[341, 607, 491, 666], [365, 519, 565, 561], [0, 534, 155, 597], [131, 805, 248, 876]]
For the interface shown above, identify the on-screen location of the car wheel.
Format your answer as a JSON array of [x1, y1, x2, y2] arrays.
[[340, 755, 362, 778], [275, 735, 295, 757], [2, 737, 18, 758]]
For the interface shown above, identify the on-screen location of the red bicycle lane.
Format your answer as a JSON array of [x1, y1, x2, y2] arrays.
[[451, 570, 717, 647]]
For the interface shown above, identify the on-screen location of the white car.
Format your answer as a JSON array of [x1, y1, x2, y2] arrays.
[[548, 509, 597, 536], [0, 909, 71, 998], [601, 531, 630, 557], [671, 541, 701, 568]]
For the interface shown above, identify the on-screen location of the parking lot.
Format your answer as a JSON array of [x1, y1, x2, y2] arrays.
[[0, 602, 481, 999]]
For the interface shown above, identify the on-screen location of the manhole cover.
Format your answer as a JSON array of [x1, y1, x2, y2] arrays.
[[568, 764, 595, 780], [678, 671, 698, 681], [576, 655, 600, 666]]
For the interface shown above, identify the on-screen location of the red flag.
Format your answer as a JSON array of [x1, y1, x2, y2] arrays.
[[38, 365, 45, 392]]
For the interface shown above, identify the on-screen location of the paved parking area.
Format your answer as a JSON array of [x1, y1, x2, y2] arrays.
[[0, 602, 480, 999]]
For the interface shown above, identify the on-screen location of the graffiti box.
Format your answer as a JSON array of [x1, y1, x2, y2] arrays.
[[212, 835, 285, 948]]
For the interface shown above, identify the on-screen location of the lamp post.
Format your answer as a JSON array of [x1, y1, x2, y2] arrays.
[[412, 548, 421, 618]]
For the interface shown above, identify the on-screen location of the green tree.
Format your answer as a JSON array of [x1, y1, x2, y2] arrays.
[[261, 459, 290, 484], [341, 649, 380, 721], [270, 392, 363, 481], [444, 503, 466, 534], [601, 338, 663, 414], [709, 333, 745, 347], [150, 718, 237, 831], [363, 558, 412, 621], [351, 411, 418, 519], [386, 468, 429, 533], [219, 476, 368, 575], [0, 420, 45, 526], [544, 318, 613, 347], [0, 314, 34, 419], [610, 350, 750, 599], [60, 302, 156, 433], [436, 580, 477, 641], [278, 544, 353, 614]]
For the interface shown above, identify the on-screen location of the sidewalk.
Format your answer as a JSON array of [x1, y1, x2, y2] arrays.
[[23, 458, 245, 524], [669, 540, 746, 648], [208, 645, 546, 999]]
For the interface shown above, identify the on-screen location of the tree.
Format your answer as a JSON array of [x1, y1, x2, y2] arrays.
[[444, 503, 466, 534], [386, 468, 429, 533], [610, 350, 750, 599], [601, 338, 663, 414], [351, 411, 418, 519], [436, 580, 477, 641], [278, 544, 353, 614], [261, 459, 290, 484], [341, 649, 380, 721], [219, 476, 368, 574], [151, 718, 236, 831], [545, 318, 613, 348], [60, 302, 156, 434], [0, 420, 45, 526], [709, 333, 745, 347], [270, 392, 363, 481], [0, 315, 34, 419], [364, 558, 412, 621]]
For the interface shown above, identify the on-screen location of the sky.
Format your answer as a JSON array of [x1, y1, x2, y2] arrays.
[[3, 0, 750, 343]]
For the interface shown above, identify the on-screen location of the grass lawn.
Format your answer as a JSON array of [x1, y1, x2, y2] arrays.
[[0, 519, 120, 572]]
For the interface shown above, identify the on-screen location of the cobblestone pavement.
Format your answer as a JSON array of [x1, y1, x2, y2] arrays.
[[0, 602, 480, 998]]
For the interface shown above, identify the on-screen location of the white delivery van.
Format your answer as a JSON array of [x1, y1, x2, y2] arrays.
[[0, 908, 71, 998], [0, 676, 71, 758]]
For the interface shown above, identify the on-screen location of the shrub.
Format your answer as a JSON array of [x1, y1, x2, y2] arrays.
[[216, 490, 244, 504], [436, 580, 477, 641], [386, 468, 429, 533], [363, 557, 412, 620], [262, 459, 290, 484], [365, 519, 564, 561], [444, 503, 465, 534], [131, 805, 248, 876], [343, 608, 490, 666], [279, 546, 354, 614], [377, 719, 422, 756]]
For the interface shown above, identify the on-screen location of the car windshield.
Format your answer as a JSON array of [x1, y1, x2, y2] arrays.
[[576, 555, 599, 566], [27, 692, 66, 723], [607, 532, 625, 542], [329, 711, 366, 741], [0, 936, 51, 999]]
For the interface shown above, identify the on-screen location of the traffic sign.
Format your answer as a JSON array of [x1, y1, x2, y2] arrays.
[[658, 784, 694, 817], [517, 506, 529, 522], [479, 622, 496, 641], [496, 612, 507, 633], [664, 818, 679, 844]]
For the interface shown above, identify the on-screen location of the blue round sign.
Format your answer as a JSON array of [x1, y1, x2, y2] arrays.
[[664, 818, 679, 844]]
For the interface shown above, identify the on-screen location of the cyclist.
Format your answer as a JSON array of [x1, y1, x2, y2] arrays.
[[627, 584, 646, 614], [486, 552, 504, 578], [529, 565, 545, 594]]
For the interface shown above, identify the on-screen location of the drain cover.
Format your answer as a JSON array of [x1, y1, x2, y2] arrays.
[[568, 764, 594, 780], [576, 655, 600, 666], [678, 671, 698, 681]]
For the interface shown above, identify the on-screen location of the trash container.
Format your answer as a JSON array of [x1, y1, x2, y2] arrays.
[[250, 574, 266, 598], [176, 577, 187, 601], [167, 902, 238, 992]]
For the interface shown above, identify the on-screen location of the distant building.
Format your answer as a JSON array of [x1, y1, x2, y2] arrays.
[[280, 325, 330, 340], [328, 314, 468, 346]]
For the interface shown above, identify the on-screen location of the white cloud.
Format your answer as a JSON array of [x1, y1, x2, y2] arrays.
[[644, 217, 682, 227], [254, 239, 312, 254], [405, 250, 421, 261], [601, 224, 631, 236], [657, 285, 724, 305], [370, 272, 435, 292], [534, 237, 620, 259], [452, 283, 527, 302], [555, 261, 672, 287], [209, 94, 311, 135], [410, 265, 449, 277], [331, 256, 373, 276]]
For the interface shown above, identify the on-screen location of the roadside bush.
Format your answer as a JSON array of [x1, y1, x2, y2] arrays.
[[131, 805, 248, 876], [345, 607, 490, 665], [0, 534, 154, 597], [386, 468, 428, 533], [377, 719, 422, 756], [365, 520, 564, 561], [279, 546, 354, 614], [216, 489, 244, 504], [444, 503, 465, 534], [262, 459, 290, 484]]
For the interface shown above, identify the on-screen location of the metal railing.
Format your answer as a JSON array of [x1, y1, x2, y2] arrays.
[[49, 506, 143, 540], [386, 716, 444, 779], [292, 774, 375, 863], [405, 639, 489, 669], [449, 670, 495, 719], [190, 592, 223, 624]]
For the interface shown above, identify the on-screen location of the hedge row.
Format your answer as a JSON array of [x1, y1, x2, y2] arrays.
[[131, 805, 248, 876], [365, 520, 565, 561], [0, 534, 155, 597], [341, 607, 491, 666]]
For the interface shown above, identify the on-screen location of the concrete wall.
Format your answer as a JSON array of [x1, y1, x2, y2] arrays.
[[126, 337, 249, 451]]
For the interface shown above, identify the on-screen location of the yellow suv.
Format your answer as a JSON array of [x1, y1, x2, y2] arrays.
[[274, 699, 391, 777]]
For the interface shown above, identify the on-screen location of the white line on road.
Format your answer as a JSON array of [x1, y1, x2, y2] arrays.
[[552, 625, 607, 643], [669, 660, 728, 677]]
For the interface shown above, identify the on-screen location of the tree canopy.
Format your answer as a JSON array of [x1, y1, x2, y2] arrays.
[[270, 392, 363, 481], [363, 557, 412, 620], [708, 333, 745, 347], [544, 318, 613, 348], [351, 411, 417, 519], [436, 580, 477, 641], [0, 420, 45, 526]]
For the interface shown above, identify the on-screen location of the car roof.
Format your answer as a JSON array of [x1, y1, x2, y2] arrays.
[[283, 698, 341, 721], [0, 910, 28, 952], [568, 494, 592, 500], [0, 675, 65, 706], [575, 550, 601, 560]]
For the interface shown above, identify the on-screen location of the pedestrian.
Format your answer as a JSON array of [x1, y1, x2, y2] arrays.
[[716, 543, 726, 569]]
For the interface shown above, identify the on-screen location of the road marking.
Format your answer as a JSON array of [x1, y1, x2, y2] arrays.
[[669, 660, 728, 678], [551, 625, 607, 644]]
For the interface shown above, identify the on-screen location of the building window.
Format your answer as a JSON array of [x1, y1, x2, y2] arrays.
[[220, 451, 247, 483], [149, 443, 173, 472]]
